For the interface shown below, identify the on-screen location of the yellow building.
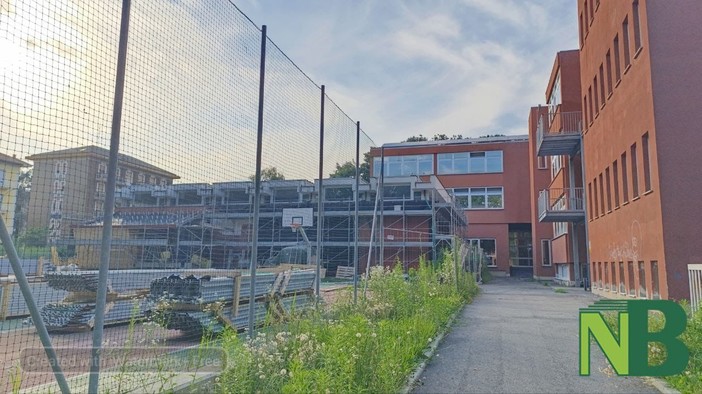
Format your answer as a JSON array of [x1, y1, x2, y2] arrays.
[[0, 152, 30, 236]]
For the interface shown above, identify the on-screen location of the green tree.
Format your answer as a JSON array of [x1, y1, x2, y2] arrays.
[[249, 166, 285, 181], [18, 227, 48, 247], [404, 134, 428, 142], [329, 152, 372, 182], [13, 168, 31, 237]]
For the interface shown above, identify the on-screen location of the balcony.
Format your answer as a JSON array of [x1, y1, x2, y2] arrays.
[[538, 188, 586, 222], [536, 110, 582, 157]]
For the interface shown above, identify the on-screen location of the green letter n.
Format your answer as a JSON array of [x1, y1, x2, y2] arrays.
[[580, 311, 629, 376]]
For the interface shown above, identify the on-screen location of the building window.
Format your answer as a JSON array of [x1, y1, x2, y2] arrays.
[[603, 262, 609, 290], [612, 161, 620, 208], [592, 177, 600, 218], [116, 167, 121, 180], [614, 35, 622, 82], [468, 239, 497, 267], [599, 173, 605, 215], [623, 16, 631, 68], [638, 261, 647, 298], [453, 187, 503, 209], [579, 12, 585, 46], [437, 151, 502, 175], [605, 167, 612, 212], [605, 51, 613, 95], [553, 197, 568, 237], [325, 187, 354, 201], [124, 169, 132, 185], [592, 262, 598, 288], [588, 0, 594, 23], [137, 173, 145, 184], [633, 1, 642, 52], [382, 185, 412, 200], [374, 154, 433, 177], [642, 132, 652, 192], [593, 76, 599, 115], [627, 261, 636, 296], [651, 260, 660, 300], [541, 239, 552, 266], [588, 87, 594, 124], [599, 64, 606, 107], [160, 178, 167, 187], [621, 152, 629, 203], [619, 262, 626, 294], [583, 95, 589, 127], [537, 156, 548, 170], [551, 155, 563, 179], [631, 143, 639, 198], [588, 182, 594, 220], [610, 262, 616, 292], [98, 162, 106, 175], [548, 72, 561, 118]]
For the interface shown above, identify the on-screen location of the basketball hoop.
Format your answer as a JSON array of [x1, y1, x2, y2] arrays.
[[290, 223, 301, 233]]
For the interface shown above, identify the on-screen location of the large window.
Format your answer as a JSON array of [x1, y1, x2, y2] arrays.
[[373, 155, 433, 177], [509, 230, 533, 267], [551, 155, 563, 179], [382, 185, 412, 200], [548, 71, 561, 119], [438, 151, 502, 174], [553, 197, 568, 237], [468, 239, 496, 267], [638, 261, 647, 298], [453, 187, 503, 210], [619, 262, 626, 294], [627, 261, 636, 296], [651, 260, 660, 300], [541, 239, 552, 266], [325, 187, 353, 201]]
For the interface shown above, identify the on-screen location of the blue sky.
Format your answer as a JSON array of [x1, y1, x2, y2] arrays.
[[235, 0, 579, 144]]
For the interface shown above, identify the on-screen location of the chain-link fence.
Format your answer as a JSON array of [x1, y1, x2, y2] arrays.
[[0, 0, 375, 391]]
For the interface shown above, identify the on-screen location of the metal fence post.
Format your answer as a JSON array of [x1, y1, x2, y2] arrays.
[[248, 24, 268, 336], [379, 146, 384, 267], [316, 85, 325, 298], [353, 121, 360, 303], [89, 0, 131, 392]]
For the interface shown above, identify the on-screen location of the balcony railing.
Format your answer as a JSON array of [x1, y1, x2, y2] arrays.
[[536, 109, 582, 157], [538, 187, 586, 222]]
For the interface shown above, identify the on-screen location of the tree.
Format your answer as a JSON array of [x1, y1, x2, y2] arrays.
[[18, 227, 47, 248], [404, 134, 428, 142], [479, 134, 506, 138], [13, 168, 31, 237], [329, 152, 371, 182], [249, 166, 285, 181]]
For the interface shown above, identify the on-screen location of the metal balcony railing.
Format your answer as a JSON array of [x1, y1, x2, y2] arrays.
[[537, 187, 586, 222], [536, 108, 582, 157]]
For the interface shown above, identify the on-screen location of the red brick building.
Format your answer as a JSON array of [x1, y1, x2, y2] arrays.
[[372, 136, 551, 278], [530, 50, 587, 286], [578, 0, 702, 300]]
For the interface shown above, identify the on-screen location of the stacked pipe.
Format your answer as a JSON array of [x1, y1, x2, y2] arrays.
[[36, 300, 146, 331], [148, 270, 316, 336]]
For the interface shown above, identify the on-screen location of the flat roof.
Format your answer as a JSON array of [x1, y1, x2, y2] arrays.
[[380, 134, 528, 149]]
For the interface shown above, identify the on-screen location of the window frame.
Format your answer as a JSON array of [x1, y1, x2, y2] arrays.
[[453, 187, 504, 210], [541, 239, 552, 266]]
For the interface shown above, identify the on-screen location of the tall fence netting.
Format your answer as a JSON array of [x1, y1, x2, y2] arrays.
[[0, 0, 375, 391]]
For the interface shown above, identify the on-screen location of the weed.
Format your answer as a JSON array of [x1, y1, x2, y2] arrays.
[[554, 288, 567, 294]]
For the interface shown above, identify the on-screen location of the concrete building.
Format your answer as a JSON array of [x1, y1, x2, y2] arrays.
[[0, 152, 30, 237], [371, 136, 544, 277], [25, 146, 179, 242], [578, 0, 702, 300], [530, 50, 588, 286]]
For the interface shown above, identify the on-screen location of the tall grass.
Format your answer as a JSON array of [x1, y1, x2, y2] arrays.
[[218, 251, 478, 393]]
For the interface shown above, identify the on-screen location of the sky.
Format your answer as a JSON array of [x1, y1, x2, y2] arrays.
[[234, 0, 579, 144], [0, 0, 578, 183]]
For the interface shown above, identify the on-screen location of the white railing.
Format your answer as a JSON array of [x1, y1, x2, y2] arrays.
[[689, 264, 702, 313], [538, 187, 585, 217]]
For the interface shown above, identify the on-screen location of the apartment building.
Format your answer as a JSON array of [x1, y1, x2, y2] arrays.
[[579, 0, 702, 299], [0, 152, 30, 237], [530, 50, 587, 286], [371, 136, 546, 277], [26, 146, 179, 242]]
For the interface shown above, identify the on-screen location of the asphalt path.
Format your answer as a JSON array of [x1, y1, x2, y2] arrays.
[[413, 278, 658, 394]]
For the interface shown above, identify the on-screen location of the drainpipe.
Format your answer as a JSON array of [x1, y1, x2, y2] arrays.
[[579, 134, 592, 291]]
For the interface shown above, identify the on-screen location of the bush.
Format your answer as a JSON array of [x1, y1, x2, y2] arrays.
[[218, 251, 478, 393], [18, 227, 48, 247]]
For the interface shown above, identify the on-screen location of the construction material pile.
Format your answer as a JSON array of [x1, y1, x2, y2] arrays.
[[38, 269, 237, 332], [149, 269, 316, 336]]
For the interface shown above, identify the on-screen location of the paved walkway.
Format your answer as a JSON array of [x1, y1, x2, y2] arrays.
[[413, 278, 658, 394]]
